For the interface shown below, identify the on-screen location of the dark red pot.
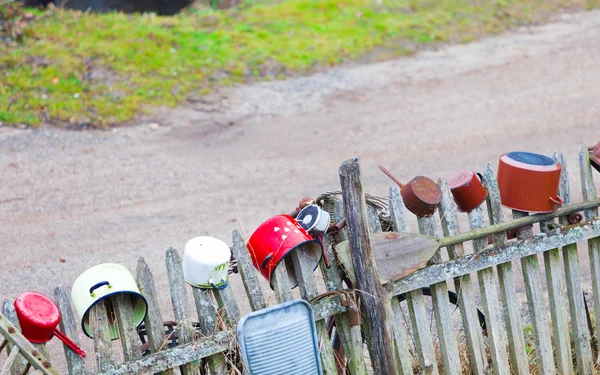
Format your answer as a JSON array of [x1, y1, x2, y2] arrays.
[[448, 170, 488, 212]]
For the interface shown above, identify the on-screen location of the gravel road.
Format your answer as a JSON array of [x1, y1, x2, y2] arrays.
[[1, 10, 599, 371]]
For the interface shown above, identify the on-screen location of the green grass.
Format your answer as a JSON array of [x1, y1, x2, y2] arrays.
[[1, 0, 598, 127]]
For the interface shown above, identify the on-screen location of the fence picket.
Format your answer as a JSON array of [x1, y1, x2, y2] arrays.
[[89, 301, 116, 371], [389, 297, 414, 375], [135, 258, 174, 375], [421, 214, 461, 374], [165, 248, 199, 375], [367, 205, 382, 233], [272, 265, 293, 303], [290, 245, 338, 375], [578, 143, 600, 363], [230, 230, 267, 311], [404, 216, 439, 374], [436, 180, 489, 375], [554, 151, 593, 375], [54, 286, 87, 375], [512, 210, 555, 375], [386, 187, 414, 375], [540, 217, 574, 375], [481, 164, 530, 375], [468, 206, 510, 374], [389, 186, 409, 232], [321, 198, 369, 375], [2, 300, 26, 375], [406, 288, 438, 374], [2, 346, 20, 374], [213, 287, 241, 327], [349, 200, 391, 374], [192, 288, 228, 375], [113, 294, 141, 361]]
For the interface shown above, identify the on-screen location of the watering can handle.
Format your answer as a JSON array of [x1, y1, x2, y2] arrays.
[[89, 281, 110, 295]]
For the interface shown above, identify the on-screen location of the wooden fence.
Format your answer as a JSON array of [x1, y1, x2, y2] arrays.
[[2, 142, 600, 374]]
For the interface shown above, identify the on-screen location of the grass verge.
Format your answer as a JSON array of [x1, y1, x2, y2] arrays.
[[1, 0, 598, 127]]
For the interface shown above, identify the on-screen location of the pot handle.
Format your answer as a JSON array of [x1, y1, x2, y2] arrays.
[[378, 165, 405, 188], [89, 281, 110, 295], [53, 329, 86, 358], [549, 196, 564, 205], [476, 172, 484, 181], [260, 253, 273, 270], [210, 281, 229, 290]]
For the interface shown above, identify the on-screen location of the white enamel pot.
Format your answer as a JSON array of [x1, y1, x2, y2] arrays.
[[71, 263, 147, 340], [296, 204, 331, 234], [182, 236, 231, 290]]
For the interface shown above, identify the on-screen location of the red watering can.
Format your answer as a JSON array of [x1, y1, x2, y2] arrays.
[[14, 292, 86, 358]]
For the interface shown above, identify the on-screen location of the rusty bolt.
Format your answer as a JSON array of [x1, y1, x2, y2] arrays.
[[8, 327, 15, 334], [43, 361, 52, 369], [31, 350, 39, 356]]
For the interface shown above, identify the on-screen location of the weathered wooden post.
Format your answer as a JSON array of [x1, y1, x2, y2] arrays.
[[338, 158, 399, 374]]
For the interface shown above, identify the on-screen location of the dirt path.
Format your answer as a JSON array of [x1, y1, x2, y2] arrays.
[[1, 10, 600, 370]]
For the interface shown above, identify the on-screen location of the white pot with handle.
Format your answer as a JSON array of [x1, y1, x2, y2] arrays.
[[71, 263, 148, 340], [296, 204, 331, 234], [182, 236, 231, 289]]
